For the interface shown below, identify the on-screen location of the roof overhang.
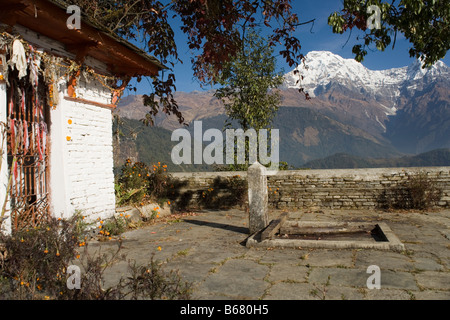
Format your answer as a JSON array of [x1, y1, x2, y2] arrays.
[[0, 0, 166, 77]]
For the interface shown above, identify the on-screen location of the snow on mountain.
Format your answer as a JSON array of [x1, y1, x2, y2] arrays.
[[405, 58, 449, 81], [283, 51, 450, 99]]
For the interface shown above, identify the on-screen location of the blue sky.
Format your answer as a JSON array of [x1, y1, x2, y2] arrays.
[[127, 1, 450, 95]]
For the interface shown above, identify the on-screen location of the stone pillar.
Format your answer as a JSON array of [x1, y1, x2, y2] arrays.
[[248, 161, 269, 234]]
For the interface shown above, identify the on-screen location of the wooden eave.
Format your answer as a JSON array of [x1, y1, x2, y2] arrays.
[[0, 0, 166, 77]]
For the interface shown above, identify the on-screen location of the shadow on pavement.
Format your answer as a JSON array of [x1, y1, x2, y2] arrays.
[[183, 219, 249, 235]]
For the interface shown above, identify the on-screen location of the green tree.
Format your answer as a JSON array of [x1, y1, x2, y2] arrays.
[[214, 28, 284, 131], [213, 28, 283, 171], [328, 0, 449, 67]]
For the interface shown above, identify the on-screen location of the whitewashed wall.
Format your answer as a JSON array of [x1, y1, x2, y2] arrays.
[[50, 78, 116, 222], [0, 80, 11, 234], [1, 24, 118, 230]]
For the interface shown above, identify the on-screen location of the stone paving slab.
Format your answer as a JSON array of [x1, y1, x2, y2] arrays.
[[363, 288, 414, 300], [296, 249, 355, 268], [415, 271, 450, 290], [196, 259, 270, 299], [268, 263, 309, 283], [413, 290, 450, 300], [353, 250, 416, 271], [308, 267, 368, 288], [88, 208, 450, 300], [262, 282, 318, 300]]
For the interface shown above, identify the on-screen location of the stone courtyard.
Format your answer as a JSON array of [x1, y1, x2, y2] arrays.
[[89, 208, 450, 300]]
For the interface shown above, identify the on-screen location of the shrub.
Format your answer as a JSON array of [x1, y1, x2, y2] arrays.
[[147, 162, 172, 200], [380, 172, 443, 210], [0, 216, 83, 299], [115, 159, 172, 206], [124, 257, 192, 300], [227, 174, 248, 207], [98, 215, 130, 239], [198, 175, 248, 209], [115, 159, 150, 205], [0, 215, 192, 300]]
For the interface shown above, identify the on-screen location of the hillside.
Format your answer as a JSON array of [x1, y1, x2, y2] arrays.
[[117, 91, 224, 131], [273, 107, 400, 166], [113, 117, 211, 172], [113, 114, 449, 171], [302, 149, 450, 169], [192, 107, 401, 166]]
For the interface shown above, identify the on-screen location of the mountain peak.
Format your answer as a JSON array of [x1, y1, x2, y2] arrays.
[[284, 50, 449, 98], [405, 58, 449, 81]]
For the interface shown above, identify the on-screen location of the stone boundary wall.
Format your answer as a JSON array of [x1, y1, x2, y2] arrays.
[[266, 167, 450, 209], [171, 167, 450, 210]]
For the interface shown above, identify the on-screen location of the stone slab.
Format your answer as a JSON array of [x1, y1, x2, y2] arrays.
[[296, 249, 355, 268], [363, 288, 414, 300], [354, 250, 415, 271], [308, 267, 418, 291], [199, 259, 270, 299], [268, 264, 309, 283], [263, 282, 318, 300], [308, 268, 368, 287], [415, 271, 450, 290]]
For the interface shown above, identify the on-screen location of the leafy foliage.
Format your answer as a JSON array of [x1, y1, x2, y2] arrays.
[[126, 257, 192, 300], [100, 215, 130, 237], [115, 159, 172, 206], [0, 215, 191, 299], [379, 171, 443, 210], [64, 0, 311, 125], [215, 28, 284, 131], [115, 160, 150, 205], [0, 215, 84, 299], [328, 0, 450, 67], [213, 28, 284, 170], [197, 175, 248, 209]]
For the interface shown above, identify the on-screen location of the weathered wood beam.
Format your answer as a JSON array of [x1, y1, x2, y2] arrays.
[[64, 96, 116, 110], [0, 3, 27, 26], [261, 212, 289, 240], [65, 41, 99, 63], [0, 2, 27, 11]]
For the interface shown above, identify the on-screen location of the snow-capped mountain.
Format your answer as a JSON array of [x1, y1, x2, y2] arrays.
[[284, 50, 450, 100], [282, 50, 450, 154]]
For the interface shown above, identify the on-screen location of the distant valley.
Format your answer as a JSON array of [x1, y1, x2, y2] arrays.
[[303, 148, 450, 169]]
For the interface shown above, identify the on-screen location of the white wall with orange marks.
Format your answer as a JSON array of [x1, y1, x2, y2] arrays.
[[0, 78, 11, 234], [49, 78, 116, 223]]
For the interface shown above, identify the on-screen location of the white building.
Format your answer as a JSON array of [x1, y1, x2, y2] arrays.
[[0, 0, 164, 234]]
